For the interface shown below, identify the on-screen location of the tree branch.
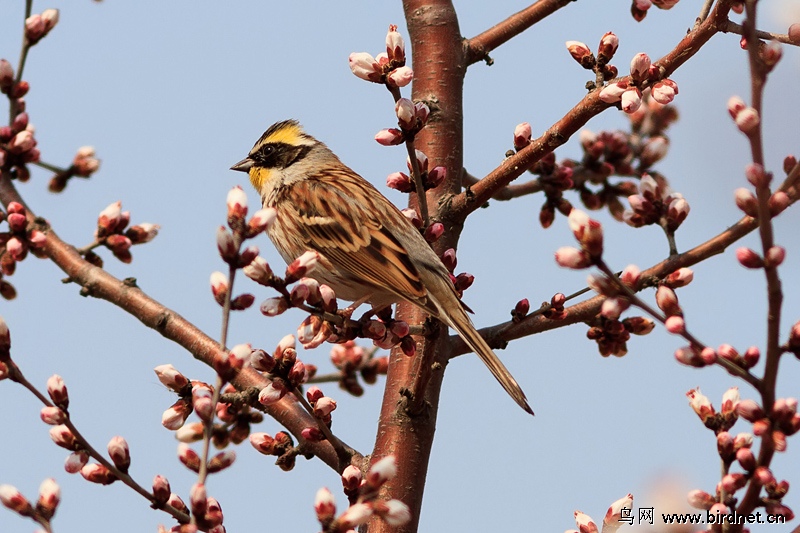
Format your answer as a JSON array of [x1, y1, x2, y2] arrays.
[[448, 0, 735, 223], [465, 0, 574, 65]]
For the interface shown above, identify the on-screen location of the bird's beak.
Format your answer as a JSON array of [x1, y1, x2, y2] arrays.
[[230, 158, 254, 173]]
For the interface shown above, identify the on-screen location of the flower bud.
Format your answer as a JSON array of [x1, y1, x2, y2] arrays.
[[107, 436, 131, 472], [386, 24, 406, 64], [566, 41, 594, 69], [35, 478, 60, 520], [736, 247, 763, 269], [154, 364, 189, 392], [178, 444, 202, 472], [0, 484, 33, 516], [386, 66, 413, 87], [80, 463, 116, 485], [366, 455, 397, 489], [348, 52, 381, 82], [513, 122, 532, 150], [285, 251, 319, 283], [47, 374, 69, 410], [597, 32, 619, 62], [629, 52, 651, 82], [375, 128, 404, 146], [315, 487, 337, 525]]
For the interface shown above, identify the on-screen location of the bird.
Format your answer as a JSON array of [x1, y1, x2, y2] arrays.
[[231, 119, 533, 414]]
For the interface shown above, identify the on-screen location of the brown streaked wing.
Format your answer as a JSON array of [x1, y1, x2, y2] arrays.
[[284, 169, 429, 302]]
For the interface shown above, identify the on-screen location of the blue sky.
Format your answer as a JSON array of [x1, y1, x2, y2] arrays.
[[1, 1, 799, 532]]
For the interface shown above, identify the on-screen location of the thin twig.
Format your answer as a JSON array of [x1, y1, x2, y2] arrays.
[[723, 20, 800, 46]]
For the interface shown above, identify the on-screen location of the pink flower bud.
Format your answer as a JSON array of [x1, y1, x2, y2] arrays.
[[721, 473, 747, 493], [285, 251, 319, 282], [313, 396, 337, 418], [441, 248, 457, 271], [655, 285, 680, 316], [687, 489, 715, 510], [154, 364, 189, 392], [735, 107, 760, 134], [621, 87, 643, 113], [734, 187, 758, 217], [152, 475, 171, 506], [736, 399, 764, 421], [260, 297, 288, 317], [769, 191, 790, 216], [736, 247, 763, 269], [555, 247, 592, 269], [386, 24, 406, 63], [386, 66, 413, 87], [401, 207, 421, 227], [597, 32, 619, 62], [513, 122, 532, 150], [216, 226, 237, 262], [424, 222, 444, 243], [651, 79, 678, 104], [348, 52, 381, 82], [744, 163, 770, 188], [603, 493, 633, 528], [339, 502, 374, 528], [177, 444, 201, 473], [36, 478, 60, 520], [7, 212, 27, 233], [414, 101, 430, 124], [674, 346, 705, 367], [96, 201, 122, 238], [64, 450, 89, 473], [226, 186, 248, 221], [341, 465, 362, 493], [315, 487, 337, 524], [207, 450, 236, 473], [248, 207, 277, 237], [736, 447, 756, 471], [189, 482, 207, 517], [754, 466, 775, 485], [663, 267, 693, 288], [0, 484, 33, 516], [126, 223, 159, 245], [243, 256, 274, 286], [161, 399, 191, 430], [258, 379, 288, 405], [374, 499, 412, 526], [640, 136, 669, 167], [40, 406, 66, 425], [0, 60, 13, 90], [574, 510, 599, 533], [107, 436, 131, 471], [761, 40, 782, 67], [667, 196, 690, 230], [765, 245, 785, 267], [386, 171, 414, 192], [790, 23, 800, 44], [727, 96, 746, 119], [46, 374, 69, 410], [375, 128, 404, 146], [395, 98, 415, 130], [599, 80, 628, 104], [175, 422, 204, 443], [686, 388, 715, 424], [426, 166, 446, 189], [721, 387, 740, 416], [80, 463, 116, 485], [210, 271, 229, 304], [249, 432, 276, 455], [566, 40, 594, 68], [629, 53, 651, 82], [366, 455, 397, 489], [664, 315, 685, 334]]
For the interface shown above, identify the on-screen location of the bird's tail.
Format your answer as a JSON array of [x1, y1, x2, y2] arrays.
[[443, 305, 534, 415]]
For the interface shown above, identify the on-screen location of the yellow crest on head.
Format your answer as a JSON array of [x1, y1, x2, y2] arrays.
[[250, 119, 309, 155]]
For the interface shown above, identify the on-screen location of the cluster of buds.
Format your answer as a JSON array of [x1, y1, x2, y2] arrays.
[[0, 202, 47, 284], [349, 25, 412, 88], [249, 430, 298, 471], [250, 334, 310, 406], [358, 306, 416, 355], [174, 385, 264, 448], [585, 313, 655, 357], [25, 9, 59, 45], [48, 146, 102, 192], [567, 494, 635, 533], [524, 151, 576, 229], [305, 386, 338, 431], [375, 98, 431, 146], [316, 456, 411, 532], [686, 387, 740, 432], [211, 187, 277, 310], [727, 96, 760, 135], [1, 111, 39, 183], [0, 479, 61, 528], [565, 32, 619, 81], [630, 0, 680, 22], [623, 174, 690, 232], [738, 396, 800, 452], [600, 52, 678, 114], [0, 59, 29, 107], [248, 251, 331, 319], [329, 340, 389, 397], [555, 209, 604, 269], [386, 149, 446, 193], [92, 201, 159, 264], [686, 395, 796, 520]]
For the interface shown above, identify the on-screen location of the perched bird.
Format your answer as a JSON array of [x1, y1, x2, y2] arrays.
[[231, 120, 532, 414]]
